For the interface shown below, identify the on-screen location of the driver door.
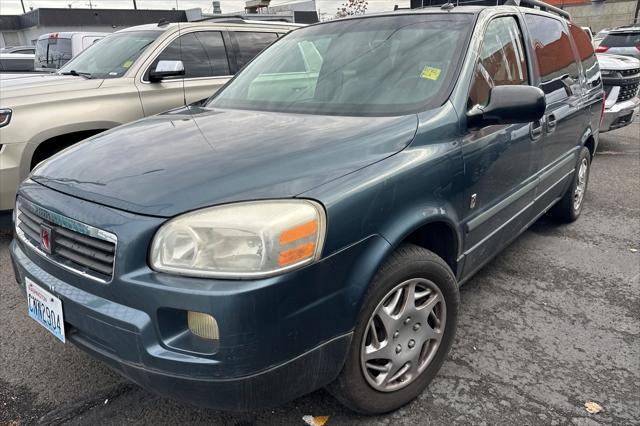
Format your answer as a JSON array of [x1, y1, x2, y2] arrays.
[[135, 31, 232, 116]]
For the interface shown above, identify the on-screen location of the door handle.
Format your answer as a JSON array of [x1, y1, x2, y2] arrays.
[[530, 119, 543, 140], [546, 114, 557, 133]]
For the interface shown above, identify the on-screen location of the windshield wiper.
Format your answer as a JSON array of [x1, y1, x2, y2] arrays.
[[59, 70, 93, 79]]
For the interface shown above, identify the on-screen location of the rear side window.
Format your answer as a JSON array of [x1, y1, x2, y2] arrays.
[[468, 16, 529, 109], [569, 24, 599, 83], [149, 31, 230, 79], [601, 31, 640, 47], [233, 32, 278, 69], [525, 14, 580, 94]]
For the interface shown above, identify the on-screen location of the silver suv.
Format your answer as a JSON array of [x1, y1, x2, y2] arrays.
[[0, 20, 300, 216], [596, 25, 640, 59]]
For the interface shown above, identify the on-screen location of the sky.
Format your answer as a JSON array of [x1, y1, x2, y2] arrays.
[[0, 0, 410, 16]]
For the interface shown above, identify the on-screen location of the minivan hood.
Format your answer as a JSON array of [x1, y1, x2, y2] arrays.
[[596, 53, 640, 71], [0, 74, 102, 100], [31, 107, 418, 217]]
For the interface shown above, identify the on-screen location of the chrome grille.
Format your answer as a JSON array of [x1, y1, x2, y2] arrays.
[[618, 81, 640, 102], [15, 197, 116, 282]]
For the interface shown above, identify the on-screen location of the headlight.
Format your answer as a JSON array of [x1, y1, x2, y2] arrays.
[[0, 109, 11, 127], [150, 200, 326, 279]]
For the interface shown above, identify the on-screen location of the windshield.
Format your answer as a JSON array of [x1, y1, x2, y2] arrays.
[[208, 14, 473, 116], [58, 31, 162, 79], [35, 37, 72, 69]]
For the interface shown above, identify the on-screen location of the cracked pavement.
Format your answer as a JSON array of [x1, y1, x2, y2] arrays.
[[1, 122, 638, 425]]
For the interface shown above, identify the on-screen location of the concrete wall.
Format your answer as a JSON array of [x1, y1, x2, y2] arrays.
[[564, 0, 638, 32]]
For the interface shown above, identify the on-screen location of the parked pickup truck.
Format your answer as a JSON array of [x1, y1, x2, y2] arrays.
[[34, 32, 109, 71], [10, 0, 602, 414], [0, 20, 300, 217], [597, 53, 640, 132]]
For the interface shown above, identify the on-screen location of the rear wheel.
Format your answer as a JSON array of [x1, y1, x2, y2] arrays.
[[550, 146, 591, 222], [327, 244, 458, 414]]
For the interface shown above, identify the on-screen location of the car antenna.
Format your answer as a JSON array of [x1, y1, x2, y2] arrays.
[[158, 18, 170, 27]]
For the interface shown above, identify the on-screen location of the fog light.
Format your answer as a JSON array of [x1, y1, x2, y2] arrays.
[[188, 311, 219, 340]]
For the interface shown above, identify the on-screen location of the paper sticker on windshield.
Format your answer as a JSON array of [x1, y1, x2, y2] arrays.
[[421, 66, 442, 81], [122, 60, 134, 68]]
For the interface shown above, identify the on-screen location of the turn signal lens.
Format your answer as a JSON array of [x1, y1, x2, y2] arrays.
[[188, 311, 219, 340], [279, 241, 316, 266], [595, 45, 608, 53], [280, 220, 318, 245]]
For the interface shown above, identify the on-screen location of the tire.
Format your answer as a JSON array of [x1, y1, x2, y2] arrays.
[[550, 146, 591, 223], [327, 244, 459, 414]]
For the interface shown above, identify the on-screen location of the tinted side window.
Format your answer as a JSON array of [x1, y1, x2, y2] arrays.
[[468, 16, 529, 108], [150, 31, 229, 79], [525, 14, 580, 94], [233, 32, 278, 69]]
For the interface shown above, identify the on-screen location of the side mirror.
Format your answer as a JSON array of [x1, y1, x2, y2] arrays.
[[467, 85, 546, 128], [149, 60, 185, 82]]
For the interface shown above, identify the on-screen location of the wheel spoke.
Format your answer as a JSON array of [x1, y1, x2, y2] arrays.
[[384, 362, 411, 386], [365, 360, 391, 373], [383, 287, 403, 317], [417, 291, 439, 314]]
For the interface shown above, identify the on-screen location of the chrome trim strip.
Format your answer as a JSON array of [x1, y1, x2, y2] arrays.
[[15, 197, 117, 284]]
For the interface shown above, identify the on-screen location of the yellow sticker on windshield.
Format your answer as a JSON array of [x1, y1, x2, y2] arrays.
[[122, 60, 134, 68], [421, 66, 442, 81]]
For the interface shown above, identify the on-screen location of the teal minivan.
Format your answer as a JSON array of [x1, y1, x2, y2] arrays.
[[11, 1, 602, 414]]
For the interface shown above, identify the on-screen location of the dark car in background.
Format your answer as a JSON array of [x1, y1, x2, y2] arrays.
[[10, 1, 603, 415]]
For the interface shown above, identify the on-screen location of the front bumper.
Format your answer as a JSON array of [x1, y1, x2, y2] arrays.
[[11, 240, 351, 409], [600, 96, 640, 132], [9, 185, 390, 409]]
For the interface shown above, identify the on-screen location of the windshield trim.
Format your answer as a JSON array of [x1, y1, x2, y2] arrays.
[[206, 13, 476, 118]]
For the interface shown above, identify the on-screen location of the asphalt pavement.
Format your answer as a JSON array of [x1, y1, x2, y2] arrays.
[[1, 122, 638, 426]]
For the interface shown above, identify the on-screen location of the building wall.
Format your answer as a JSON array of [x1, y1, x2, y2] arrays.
[[564, 0, 638, 32]]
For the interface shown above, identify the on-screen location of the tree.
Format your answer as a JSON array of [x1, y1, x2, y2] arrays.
[[335, 0, 368, 18]]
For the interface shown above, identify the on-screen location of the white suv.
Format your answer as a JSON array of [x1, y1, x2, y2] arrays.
[[0, 20, 300, 217]]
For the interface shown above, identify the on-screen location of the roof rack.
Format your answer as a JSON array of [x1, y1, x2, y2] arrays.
[[508, 0, 571, 20], [422, 0, 571, 21], [199, 15, 297, 25]]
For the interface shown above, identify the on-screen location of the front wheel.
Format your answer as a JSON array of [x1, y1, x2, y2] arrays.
[[550, 146, 591, 222], [327, 244, 459, 414]]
